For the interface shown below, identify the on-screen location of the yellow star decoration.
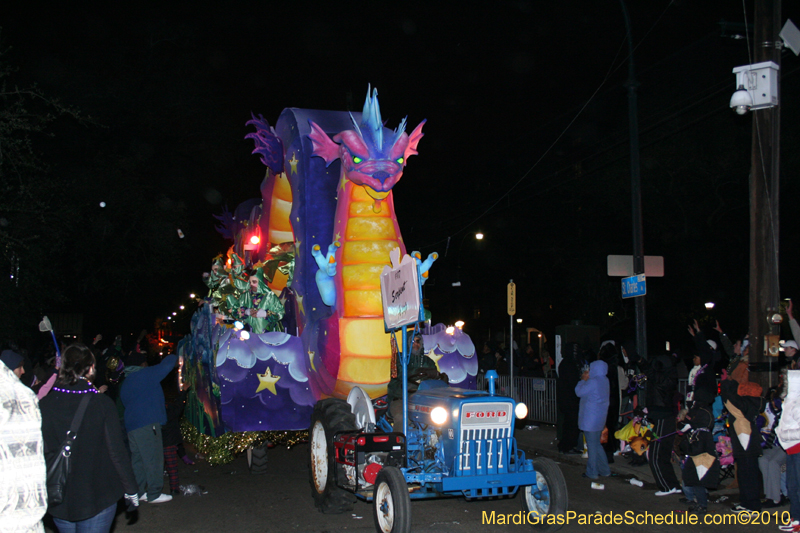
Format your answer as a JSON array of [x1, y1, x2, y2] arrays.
[[339, 178, 346, 191], [289, 153, 299, 174], [296, 293, 305, 316], [255, 367, 281, 395], [334, 232, 341, 243], [308, 350, 316, 371], [426, 349, 444, 371]]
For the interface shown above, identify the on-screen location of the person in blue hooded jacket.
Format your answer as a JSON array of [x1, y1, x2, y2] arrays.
[[575, 359, 611, 480]]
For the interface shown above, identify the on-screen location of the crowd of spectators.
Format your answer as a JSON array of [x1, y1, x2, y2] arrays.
[[540, 306, 800, 531], [0, 333, 191, 533]]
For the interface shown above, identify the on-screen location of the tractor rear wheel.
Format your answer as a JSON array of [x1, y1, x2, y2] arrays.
[[308, 399, 358, 513]]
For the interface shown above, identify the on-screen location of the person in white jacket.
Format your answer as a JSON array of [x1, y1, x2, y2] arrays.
[[776, 370, 800, 532]]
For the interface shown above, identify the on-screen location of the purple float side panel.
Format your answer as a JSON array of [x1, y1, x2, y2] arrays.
[[216, 331, 314, 432]]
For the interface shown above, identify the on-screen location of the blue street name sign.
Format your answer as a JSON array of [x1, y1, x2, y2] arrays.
[[621, 274, 646, 299]]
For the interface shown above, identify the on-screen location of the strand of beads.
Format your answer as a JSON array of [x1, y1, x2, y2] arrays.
[[52, 377, 99, 394]]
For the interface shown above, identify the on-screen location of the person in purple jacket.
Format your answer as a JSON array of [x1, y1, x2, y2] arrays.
[[120, 353, 178, 504], [576, 359, 611, 481]]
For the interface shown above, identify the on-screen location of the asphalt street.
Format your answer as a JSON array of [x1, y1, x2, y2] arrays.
[[43, 425, 792, 533]]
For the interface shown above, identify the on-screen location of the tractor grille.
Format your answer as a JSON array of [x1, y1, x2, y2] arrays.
[[455, 402, 513, 477]]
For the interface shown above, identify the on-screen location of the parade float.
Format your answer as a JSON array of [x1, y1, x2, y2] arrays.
[[179, 87, 477, 464]]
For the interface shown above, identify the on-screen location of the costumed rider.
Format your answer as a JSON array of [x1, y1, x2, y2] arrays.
[[232, 267, 284, 334], [203, 256, 227, 297], [387, 331, 446, 432]]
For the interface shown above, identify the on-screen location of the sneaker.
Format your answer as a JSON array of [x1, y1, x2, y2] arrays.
[[148, 493, 173, 504], [731, 504, 757, 513], [139, 493, 147, 502], [655, 488, 682, 496], [778, 520, 800, 532], [581, 452, 589, 459], [688, 504, 707, 514]]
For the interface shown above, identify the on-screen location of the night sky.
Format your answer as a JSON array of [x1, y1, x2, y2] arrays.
[[4, 1, 800, 356]]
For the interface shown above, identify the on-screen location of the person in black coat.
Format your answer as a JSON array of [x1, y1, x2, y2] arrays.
[[721, 375, 766, 512], [557, 343, 582, 454], [599, 341, 622, 463], [40, 343, 139, 532], [634, 352, 682, 495], [679, 392, 719, 514], [687, 322, 719, 409]]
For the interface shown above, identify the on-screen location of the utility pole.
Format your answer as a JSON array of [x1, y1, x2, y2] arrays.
[[748, 0, 782, 391], [620, 0, 647, 360]]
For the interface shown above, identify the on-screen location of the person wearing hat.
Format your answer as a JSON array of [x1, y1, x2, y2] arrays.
[[785, 341, 799, 369], [0, 349, 25, 380]]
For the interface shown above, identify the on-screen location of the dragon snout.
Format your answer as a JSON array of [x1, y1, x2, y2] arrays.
[[373, 171, 391, 184]]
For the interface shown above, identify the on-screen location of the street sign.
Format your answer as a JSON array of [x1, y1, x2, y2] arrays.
[[607, 255, 664, 277], [507, 281, 516, 315], [621, 274, 646, 298]]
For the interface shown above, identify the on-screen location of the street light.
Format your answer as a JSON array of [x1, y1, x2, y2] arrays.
[[516, 318, 523, 324], [475, 232, 484, 240], [704, 302, 715, 310]]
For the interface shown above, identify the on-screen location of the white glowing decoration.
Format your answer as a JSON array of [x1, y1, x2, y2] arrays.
[[240, 330, 251, 341], [515, 403, 528, 419], [446, 326, 455, 335]]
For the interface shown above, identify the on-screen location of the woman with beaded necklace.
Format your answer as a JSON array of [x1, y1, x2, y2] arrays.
[[40, 343, 139, 532]]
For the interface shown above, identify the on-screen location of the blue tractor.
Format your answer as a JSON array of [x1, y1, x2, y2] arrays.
[[308, 368, 568, 533]]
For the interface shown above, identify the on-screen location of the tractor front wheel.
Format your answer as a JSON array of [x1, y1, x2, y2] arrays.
[[372, 466, 411, 533], [522, 457, 568, 532]]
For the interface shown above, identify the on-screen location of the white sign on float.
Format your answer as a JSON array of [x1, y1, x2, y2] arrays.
[[380, 248, 422, 331]]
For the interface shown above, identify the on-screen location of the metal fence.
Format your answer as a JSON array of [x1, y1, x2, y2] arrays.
[[473, 376, 696, 425], [475, 375, 558, 424]]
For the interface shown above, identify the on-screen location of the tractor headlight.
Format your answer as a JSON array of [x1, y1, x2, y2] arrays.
[[431, 406, 448, 425], [515, 402, 528, 420]]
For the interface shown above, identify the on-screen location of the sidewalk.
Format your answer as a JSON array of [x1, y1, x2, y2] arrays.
[[514, 423, 739, 500], [514, 423, 656, 484]]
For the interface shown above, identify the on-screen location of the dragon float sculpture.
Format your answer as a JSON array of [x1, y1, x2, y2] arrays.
[[180, 87, 476, 436]]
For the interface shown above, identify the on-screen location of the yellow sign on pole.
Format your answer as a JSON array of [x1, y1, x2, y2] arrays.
[[507, 281, 516, 316]]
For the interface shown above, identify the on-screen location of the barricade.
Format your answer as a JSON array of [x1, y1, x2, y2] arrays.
[[476, 374, 558, 424]]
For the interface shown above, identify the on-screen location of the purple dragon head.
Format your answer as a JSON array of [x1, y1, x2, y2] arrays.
[[308, 85, 425, 200]]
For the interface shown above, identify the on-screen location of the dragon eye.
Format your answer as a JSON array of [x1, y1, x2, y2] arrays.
[[396, 157, 404, 164], [352, 156, 363, 164]]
